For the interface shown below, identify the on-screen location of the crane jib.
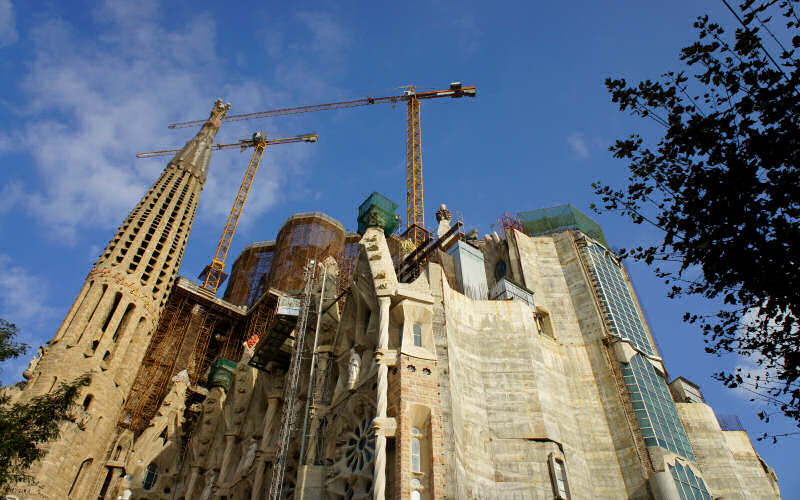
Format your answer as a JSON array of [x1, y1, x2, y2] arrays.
[[166, 86, 475, 130]]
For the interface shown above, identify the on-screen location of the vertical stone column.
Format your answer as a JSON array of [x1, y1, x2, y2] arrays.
[[373, 296, 391, 500], [185, 467, 202, 499], [218, 433, 238, 486], [251, 393, 281, 500]]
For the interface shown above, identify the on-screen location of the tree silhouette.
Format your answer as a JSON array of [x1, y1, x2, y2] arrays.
[[595, 0, 800, 429]]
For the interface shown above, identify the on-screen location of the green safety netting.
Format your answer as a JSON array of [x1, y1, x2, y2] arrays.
[[357, 192, 399, 236], [517, 204, 608, 247]]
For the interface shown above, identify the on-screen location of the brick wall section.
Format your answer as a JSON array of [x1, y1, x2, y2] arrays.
[[392, 353, 446, 500]]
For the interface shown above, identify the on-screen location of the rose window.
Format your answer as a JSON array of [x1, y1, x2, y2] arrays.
[[345, 417, 375, 472]]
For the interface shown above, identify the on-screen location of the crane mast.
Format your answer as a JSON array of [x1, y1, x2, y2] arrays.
[[140, 132, 318, 296], [167, 82, 476, 247], [198, 132, 318, 295], [406, 90, 425, 246], [199, 136, 267, 294]]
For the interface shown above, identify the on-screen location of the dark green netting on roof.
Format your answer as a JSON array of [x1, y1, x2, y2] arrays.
[[357, 192, 399, 236], [518, 204, 608, 247]]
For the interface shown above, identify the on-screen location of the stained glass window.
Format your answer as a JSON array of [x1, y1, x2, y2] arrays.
[[669, 461, 712, 500], [583, 243, 654, 355], [622, 355, 695, 460]]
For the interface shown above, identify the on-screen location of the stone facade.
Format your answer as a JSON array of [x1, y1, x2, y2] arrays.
[[5, 99, 229, 500], [7, 198, 782, 500]]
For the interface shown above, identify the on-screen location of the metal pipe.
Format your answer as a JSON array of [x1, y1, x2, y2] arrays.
[[298, 263, 327, 465]]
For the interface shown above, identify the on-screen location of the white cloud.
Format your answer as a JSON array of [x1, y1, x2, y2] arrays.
[[0, 0, 18, 47], [0, 254, 55, 325], [0, 181, 23, 215], [94, 0, 159, 24], [0, 255, 55, 382], [568, 131, 590, 159], [295, 11, 351, 57], [729, 308, 796, 404], [2, 2, 346, 244]]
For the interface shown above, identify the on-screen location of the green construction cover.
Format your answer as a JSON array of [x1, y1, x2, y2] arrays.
[[517, 204, 609, 247], [357, 192, 399, 236], [207, 357, 237, 390]]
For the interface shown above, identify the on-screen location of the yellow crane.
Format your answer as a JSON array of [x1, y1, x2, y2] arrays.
[[167, 82, 477, 246], [138, 132, 318, 295]]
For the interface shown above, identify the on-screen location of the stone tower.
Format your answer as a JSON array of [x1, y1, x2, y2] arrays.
[[11, 99, 230, 499]]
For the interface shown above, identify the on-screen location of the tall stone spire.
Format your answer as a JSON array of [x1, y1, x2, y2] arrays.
[[9, 99, 229, 499]]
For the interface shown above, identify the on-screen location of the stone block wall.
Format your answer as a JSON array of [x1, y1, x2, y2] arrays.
[[677, 402, 781, 499]]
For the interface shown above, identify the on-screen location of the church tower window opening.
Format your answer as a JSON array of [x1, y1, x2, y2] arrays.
[[669, 461, 712, 500], [548, 454, 570, 500], [412, 323, 422, 347], [142, 463, 158, 490], [411, 427, 422, 473]]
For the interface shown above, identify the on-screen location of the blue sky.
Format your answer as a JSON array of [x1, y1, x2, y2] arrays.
[[0, 0, 796, 495]]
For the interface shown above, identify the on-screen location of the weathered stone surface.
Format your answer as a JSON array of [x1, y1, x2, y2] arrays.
[[13, 202, 780, 500], [6, 100, 228, 500]]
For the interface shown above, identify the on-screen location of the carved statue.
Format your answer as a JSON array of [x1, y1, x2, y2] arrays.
[[200, 469, 217, 500], [235, 437, 259, 477], [436, 203, 452, 238], [22, 345, 45, 379], [347, 349, 361, 391]]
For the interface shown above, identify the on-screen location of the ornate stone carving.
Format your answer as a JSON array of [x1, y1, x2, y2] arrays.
[[347, 348, 361, 391], [22, 345, 45, 379], [326, 396, 376, 499]]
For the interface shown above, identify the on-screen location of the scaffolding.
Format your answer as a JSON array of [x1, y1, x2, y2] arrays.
[[222, 240, 276, 307], [266, 212, 345, 294], [336, 233, 361, 310], [396, 220, 463, 283], [247, 290, 298, 371], [497, 211, 523, 237], [120, 278, 247, 432], [268, 261, 316, 500], [121, 212, 356, 433]]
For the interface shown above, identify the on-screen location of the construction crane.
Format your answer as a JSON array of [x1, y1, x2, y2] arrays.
[[138, 132, 318, 295], [167, 82, 477, 246]]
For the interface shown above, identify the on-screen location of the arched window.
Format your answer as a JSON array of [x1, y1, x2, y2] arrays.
[[413, 323, 422, 347], [548, 454, 570, 499], [113, 445, 122, 460], [68, 458, 93, 497], [142, 463, 158, 490], [411, 491, 421, 500], [411, 428, 421, 473], [82, 394, 93, 411], [535, 307, 555, 339]]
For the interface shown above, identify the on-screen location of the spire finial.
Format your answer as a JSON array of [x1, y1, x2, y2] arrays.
[[205, 98, 231, 129]]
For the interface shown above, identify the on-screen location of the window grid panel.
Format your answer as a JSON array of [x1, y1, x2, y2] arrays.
[[669, 463, 712, 500], [584, 244, 654, 355], [622, 355, 695, 461]]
